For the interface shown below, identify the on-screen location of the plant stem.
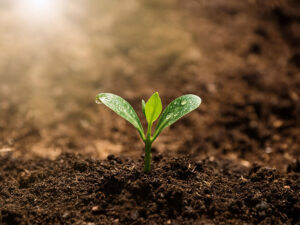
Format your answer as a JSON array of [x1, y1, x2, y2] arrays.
[[144, 140, 152, 173], [144, 122, 153, 173]]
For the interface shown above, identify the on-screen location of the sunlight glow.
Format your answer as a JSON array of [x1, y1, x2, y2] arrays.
[[31, 0, 52, 11], [16, 0, 62, 23]]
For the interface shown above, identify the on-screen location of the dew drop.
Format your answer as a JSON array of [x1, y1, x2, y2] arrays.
[[181, 100, 187, 106], [95, 98, 102, 104]]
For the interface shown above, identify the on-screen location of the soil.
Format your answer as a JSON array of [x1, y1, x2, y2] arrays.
[[0, 0, 300, 224], [1, 153, 299, 225]]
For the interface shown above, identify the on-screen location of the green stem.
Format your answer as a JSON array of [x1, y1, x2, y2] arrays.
[[144, 122, 153, 173], [144, 140, 152, 173]]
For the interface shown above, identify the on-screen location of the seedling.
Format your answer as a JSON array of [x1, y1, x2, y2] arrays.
[[95, 92, 201, 173]]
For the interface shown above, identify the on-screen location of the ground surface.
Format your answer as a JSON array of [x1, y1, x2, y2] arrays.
[[1, 153, 299, 225], [0, 0, 300, 224]]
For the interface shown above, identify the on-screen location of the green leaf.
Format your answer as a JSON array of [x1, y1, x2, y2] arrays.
[[96, 93, 144, 139], [145, 92, 162, 124], [142, 99, 146, 117], [152, 94, 201, 141]]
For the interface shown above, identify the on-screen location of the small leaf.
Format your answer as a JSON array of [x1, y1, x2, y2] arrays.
[[145, 92, 162, 124], [142, 99, 146, 117], [152, 94, 201, 140], [96, 93, 144, 139]]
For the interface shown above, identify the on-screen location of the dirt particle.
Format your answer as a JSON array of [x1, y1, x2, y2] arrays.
[[273, 120, 283, 128], [256, 201, 268, 211], [130, 210, 139, 220]]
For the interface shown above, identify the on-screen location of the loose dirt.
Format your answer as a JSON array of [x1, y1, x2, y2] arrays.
[[1, 153, 299, 224]]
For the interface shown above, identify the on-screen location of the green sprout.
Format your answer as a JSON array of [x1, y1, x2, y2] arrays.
[[95, 92, 201, 173]]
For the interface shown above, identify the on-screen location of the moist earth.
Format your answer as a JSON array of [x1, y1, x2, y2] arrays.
[[0, 153, 299, 225]]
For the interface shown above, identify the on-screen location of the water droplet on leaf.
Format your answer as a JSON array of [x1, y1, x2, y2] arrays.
[[181, 100, 187, 105], [95, 98, 102, 104]]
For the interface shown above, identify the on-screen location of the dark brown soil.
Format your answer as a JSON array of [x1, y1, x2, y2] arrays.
[[0, 0, 300, 224], [1, 153, 299, 225]]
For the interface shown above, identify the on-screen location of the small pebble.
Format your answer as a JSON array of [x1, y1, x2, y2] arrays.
[[62, 212, 69, 218], [92, 206, 99, 212]]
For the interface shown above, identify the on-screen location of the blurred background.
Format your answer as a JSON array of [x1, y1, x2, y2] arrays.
[[0, 0, 299, 170]]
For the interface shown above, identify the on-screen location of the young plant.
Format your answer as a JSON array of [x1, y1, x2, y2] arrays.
[[95, 92, 201, 173]]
